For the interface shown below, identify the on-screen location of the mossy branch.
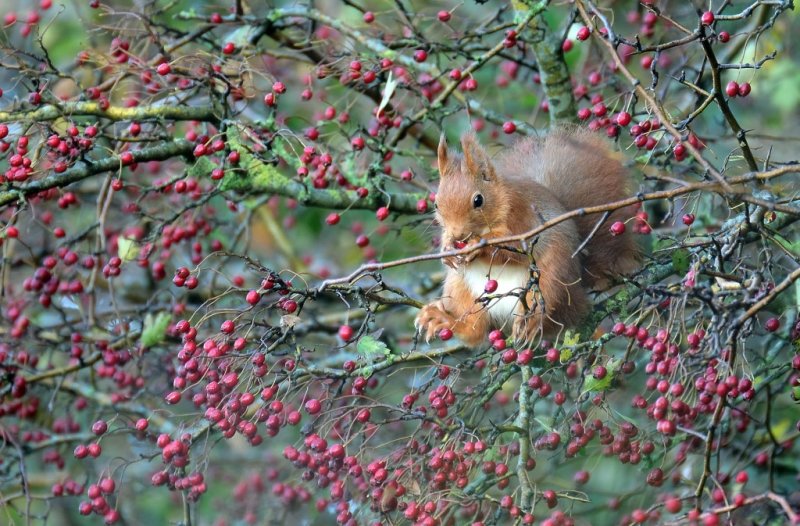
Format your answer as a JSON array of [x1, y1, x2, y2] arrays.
[[0, 139, 195, 207], [516, 0, 578, 124], [192, 125, 428, 214], [0, 101, 219, 124]]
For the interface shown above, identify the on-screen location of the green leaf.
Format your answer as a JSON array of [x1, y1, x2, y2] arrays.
[[118, 236, 140, 262], [559, 331, 580, 361], [582, 358, 621, 394], [356, 335, 390, 361], [560, 347, 572, 362], [671, 249, 690, 276], [223, 24, 260, 48], [141, 312, 171, 349]]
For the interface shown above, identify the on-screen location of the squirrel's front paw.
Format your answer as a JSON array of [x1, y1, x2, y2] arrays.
[[415, 302, 455, 343]]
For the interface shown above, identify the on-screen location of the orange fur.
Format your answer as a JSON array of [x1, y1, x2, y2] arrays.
[[416, 127, 640, 346]]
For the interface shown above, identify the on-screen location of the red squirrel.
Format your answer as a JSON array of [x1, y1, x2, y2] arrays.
[[415, 127, 640, 346]]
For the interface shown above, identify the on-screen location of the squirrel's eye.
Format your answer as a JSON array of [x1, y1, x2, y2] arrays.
[[472, 193, 484, 209]]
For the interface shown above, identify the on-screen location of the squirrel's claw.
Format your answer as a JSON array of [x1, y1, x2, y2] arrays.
[[415, 302, 454, 344]]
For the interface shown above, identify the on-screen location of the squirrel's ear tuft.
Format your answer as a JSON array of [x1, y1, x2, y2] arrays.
[[437, 133, 449, 177], [461, 132, 495, 182]]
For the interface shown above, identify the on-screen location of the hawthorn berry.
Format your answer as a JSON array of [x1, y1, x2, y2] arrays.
[[92, 420, 108, 435], [338, 325, 354, 341], [304, 398, 322, 415], [616, 111, 632, 126], [610, 221, 626, 236], [738, 82, 751, 97]]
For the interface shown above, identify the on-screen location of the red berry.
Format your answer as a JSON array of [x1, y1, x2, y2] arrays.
[[502, 121, 516, 134], [665, 496, 682, 514], [765, 317, 780, 332], [562, 39, 573, 52], [701, 11, 715, 25], [577, 26, 591, 41], [156, 63, 171, 75], [363, 11, 374, 23], [738, 82, 751, 97], [718, 31, 730, 43], [726, 81, 739, 97], [338, 325, 354, 341], [673, 143, 687, 161], [610, 221, 626, 236], [592, 102, 607, 117], [616, 112, 632, 126], [222, 42, 235, 54], [92, 420, 108, 435], [164, 391, 181, 404], [304, 398, 322, 415], [437, 10, 451, 22], [376, 207, 389, 221], [356, 408, 371, 422], [484, 279, 498, 293], [99, 478, 115, 494], [682, 213, 695, 225], [438, 328, 453, 341], [413, 49, 428, 63], [246, 290, 260, 305], [325, 213, 341, 226]]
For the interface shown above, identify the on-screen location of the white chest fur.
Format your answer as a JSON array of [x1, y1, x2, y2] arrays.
[[460, 262, 530, 323]]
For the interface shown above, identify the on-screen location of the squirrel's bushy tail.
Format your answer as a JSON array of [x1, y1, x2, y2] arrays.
[[511, 126, 641, 289]]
